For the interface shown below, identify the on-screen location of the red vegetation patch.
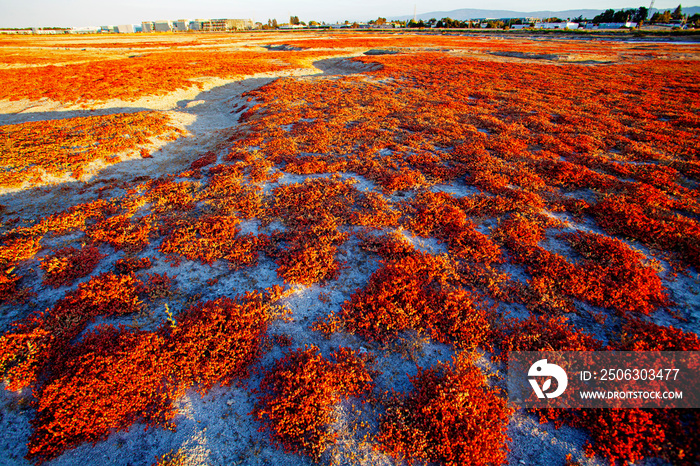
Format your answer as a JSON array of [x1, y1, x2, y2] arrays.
[[0, 236, 42, 301], [203, 164, 264, 219], [146, 179, 199, 214], [87, 214, 157, 253], [253, 346, 374, 460], [500, 314, 601, 354], [356, 231, 417, 262], [159, 215, 267, 269], [535, 317, 699, 466], [270, 178, 357, 285], [11, 292, 274, 463], [591, 195, 700, 269], [189, 151, 218, 170], [40, 245, 105, 288], [167, 294, 272, 391], [377, 353, 512, 466], [0, 112, 182, 189], [614, 319, 700, 351], [497, 218, 670, 315], [27, 328, 178, 464], [0, 272, 144, 391], [406, 191, 503, 264], [0, 50, 344, 103], [114, 256, 153, 274], [333, 252, 492, 349], [538, 407, 699, 466]]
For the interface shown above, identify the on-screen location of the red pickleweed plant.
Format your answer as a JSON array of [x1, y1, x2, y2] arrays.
[[114, 256, 153, 275], [377, 352, 512, 466], [532, 318, 699, 466], [499, 314, 602, 355], [613, 319, 700, 351], [159, 214, 267, 269], [269, 177, 358, 285], [87, 214, 158, 253], [26, 326, 179, 464], [253, 346, 375, 460], [165, 292, 274, 391], [39, 245, 105, 288], [0, 272, 145, 391], [20, 291, 279, 463], [331, 251, 493, 350]]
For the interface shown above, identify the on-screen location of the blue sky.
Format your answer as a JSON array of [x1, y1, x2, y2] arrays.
[[0, 0, 694, 28]]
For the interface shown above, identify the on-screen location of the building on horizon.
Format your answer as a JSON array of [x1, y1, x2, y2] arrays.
[[140, 18, 253, 32], [154, 20, 173, 32], [174, 20, 189, 32], [70, 26, 101, 33]]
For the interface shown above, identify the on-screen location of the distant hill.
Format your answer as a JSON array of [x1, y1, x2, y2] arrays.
[[390, 6, 700, 21]]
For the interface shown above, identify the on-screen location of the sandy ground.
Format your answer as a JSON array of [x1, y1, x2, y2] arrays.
[[1, 45, 696, 466]]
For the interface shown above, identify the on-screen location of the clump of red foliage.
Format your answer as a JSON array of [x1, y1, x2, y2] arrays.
[[114, 256, 153, 274], [500, 314, 602, 354], [159, 214, 267, 269], [330, 251, 493, 350], [166, 294, 272, 391], [0, 112, 182, 189], [39, 245, 105, 288], [496, 216, 669, 315], [253, 346, 374, 460], [534, 317, 699, 466], [0, 272, 145, 392], [87, 213, 158, 253], [269, 178, 358, 285], [202, 163, 264, 219], [377, 352, 512, 466], [538, 406, 699, 465], [27, 327, 179, 464], [406, 191, 503, 264], [614, 319, 700, 351], [13, 291, 274, 464]]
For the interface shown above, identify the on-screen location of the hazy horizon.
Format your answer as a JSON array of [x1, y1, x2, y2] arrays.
[[0, 0, 696, 28]]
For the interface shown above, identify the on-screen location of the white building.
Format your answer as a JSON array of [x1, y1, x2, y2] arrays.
[[154, 20, 173, 32], [142, 21, 155, 32], [116, 24, 134, 33], [174, 20, 189, 32], [70, 26, 100, 34], [189, 20, 204, 30], [533, 22, 579, 29], [593, 22, 637, 29]]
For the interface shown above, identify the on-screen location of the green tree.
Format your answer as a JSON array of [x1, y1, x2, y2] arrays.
[[593, 9, 615, 23], [634, 7, 649, 23], [290, 16, 300, 25], [688, 13, 700, 26], [672, 4, 683, 20], [652, 10, 672, 23]]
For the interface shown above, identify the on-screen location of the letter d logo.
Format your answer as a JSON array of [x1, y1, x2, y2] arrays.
[[528, 359, 568, 399]]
